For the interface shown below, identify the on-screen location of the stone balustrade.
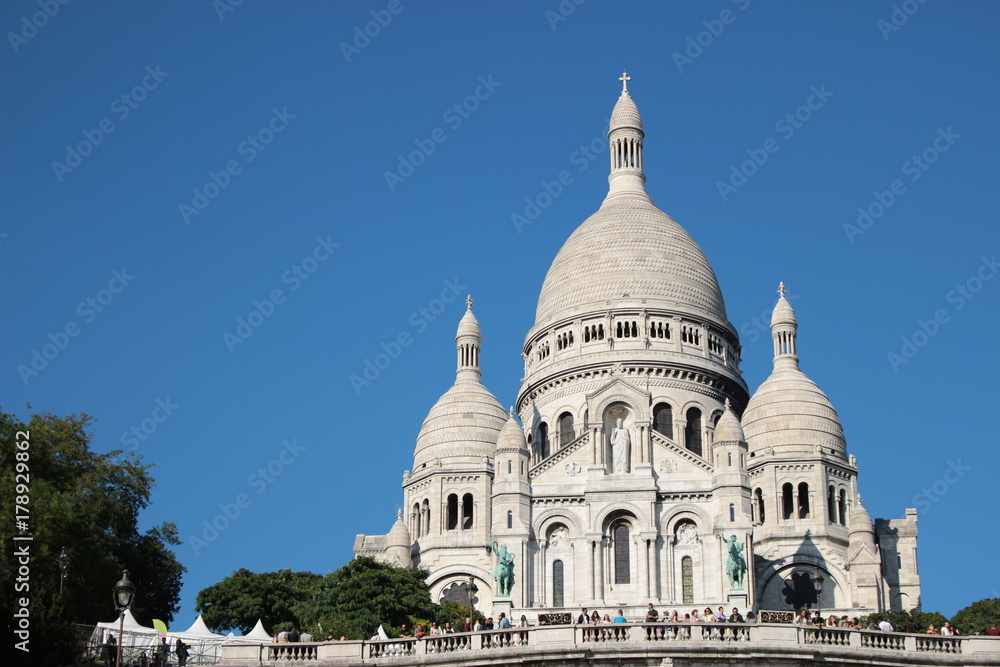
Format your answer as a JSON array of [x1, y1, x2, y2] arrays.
[[219, 622, 1000, 666]]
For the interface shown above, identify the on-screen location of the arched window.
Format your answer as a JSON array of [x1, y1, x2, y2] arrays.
[[828, 486, 836, 523], [613, 522, 631, 584], [685, 408, 703, 457], [507, 510, 513, 529], [754, 488, 765, 524], [412, 503, 421, 536], [782, 483, 793, 520], [462, 493, 474, 528], [681, 556, 694, 604], [653, 403, 673, 439], [729, 503, 736, 522], [839, 488, 847, 525], [552, 560, 565, 608], [422, 499, 430, 536], [447, 494, 459, 530], [558, 412, 574, 447], [538, 422, 550, 459], [798, 482, 810, 519]]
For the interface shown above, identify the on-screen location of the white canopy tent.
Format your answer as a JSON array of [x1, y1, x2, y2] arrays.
[[89, 612, 245, 665]]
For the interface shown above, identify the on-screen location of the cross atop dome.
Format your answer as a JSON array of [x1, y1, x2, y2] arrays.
[[466, 294, 473, 310], [619, 70, 631, 93], [778, 282, 787, 297]]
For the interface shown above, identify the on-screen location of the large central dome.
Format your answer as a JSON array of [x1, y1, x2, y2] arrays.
[[532, 85, 728, 331], [534, 197, 728, 327]]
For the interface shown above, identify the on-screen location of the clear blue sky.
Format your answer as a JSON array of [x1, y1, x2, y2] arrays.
[[3, 1, 998, 625]]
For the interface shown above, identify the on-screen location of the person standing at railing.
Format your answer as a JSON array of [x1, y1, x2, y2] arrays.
[[878, 618, 894, 632], [987, 623, 1000, 636], [516, 615, 530, 646], [714, 607, 727, 623], [498, 613, 511, 629], [941, 621, 956, 636], [729, 608, 744, 623], [645, 603, 660, 640]]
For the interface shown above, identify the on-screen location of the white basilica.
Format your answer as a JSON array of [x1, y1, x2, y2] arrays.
[[355, 75, 921, 619]]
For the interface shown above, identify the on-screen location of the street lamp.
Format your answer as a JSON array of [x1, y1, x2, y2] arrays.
[[58, 547, 70, 595], [467, 578, 478, 617], [812, 568, 825, 621], [113, 570, 135, 667]]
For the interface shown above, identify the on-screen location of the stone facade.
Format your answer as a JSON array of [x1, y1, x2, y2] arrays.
[[354, 75, 920, 620]]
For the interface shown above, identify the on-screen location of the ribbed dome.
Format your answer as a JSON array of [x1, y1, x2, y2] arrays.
[[742, 365, 846, 455], [495, 414, 528, 452], [534, 197, 728, 327], [387, 513, 412, 548], [714, 402, 745, 443], [610, 91, 642, 132], [771, 292, 797, 327], [848, 499, 877, 556], [456, 305, 481, 339], [413, 381, 507, 470]]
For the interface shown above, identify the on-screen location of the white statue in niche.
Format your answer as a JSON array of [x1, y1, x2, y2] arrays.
[[611, 418, 631, 473], [549, 527, 568, 550], [676, 523, 699, 546]]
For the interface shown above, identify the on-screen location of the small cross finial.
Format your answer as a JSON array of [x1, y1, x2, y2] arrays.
[[396, 508, 403, 521], [725, 398, 732, 410], [509, 406, 515, 418], [777, 282, 787, 297], [619, 70, 631, 93], [466, 294, 473, 310]]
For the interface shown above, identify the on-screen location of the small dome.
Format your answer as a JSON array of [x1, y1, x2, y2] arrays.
[[413, 381, 507, 470], [848, 499, 877, 555], [742, 365, 846, 456], [849, 501, 874, 534], [714, 401, 745, 443], [456, 301, 481, 339], [771, 291, 797, 328], [387, 512, 411, 549], [610, 91, 642, 133], [495, 413, 528, 452]]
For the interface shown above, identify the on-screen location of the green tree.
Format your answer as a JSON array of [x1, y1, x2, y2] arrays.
[[0, 408, 185, 666], [195, 567, 322, 634], [861, 608, 948, 633], [952, 598, 1000, 635], [294, 557, 436, 639]]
